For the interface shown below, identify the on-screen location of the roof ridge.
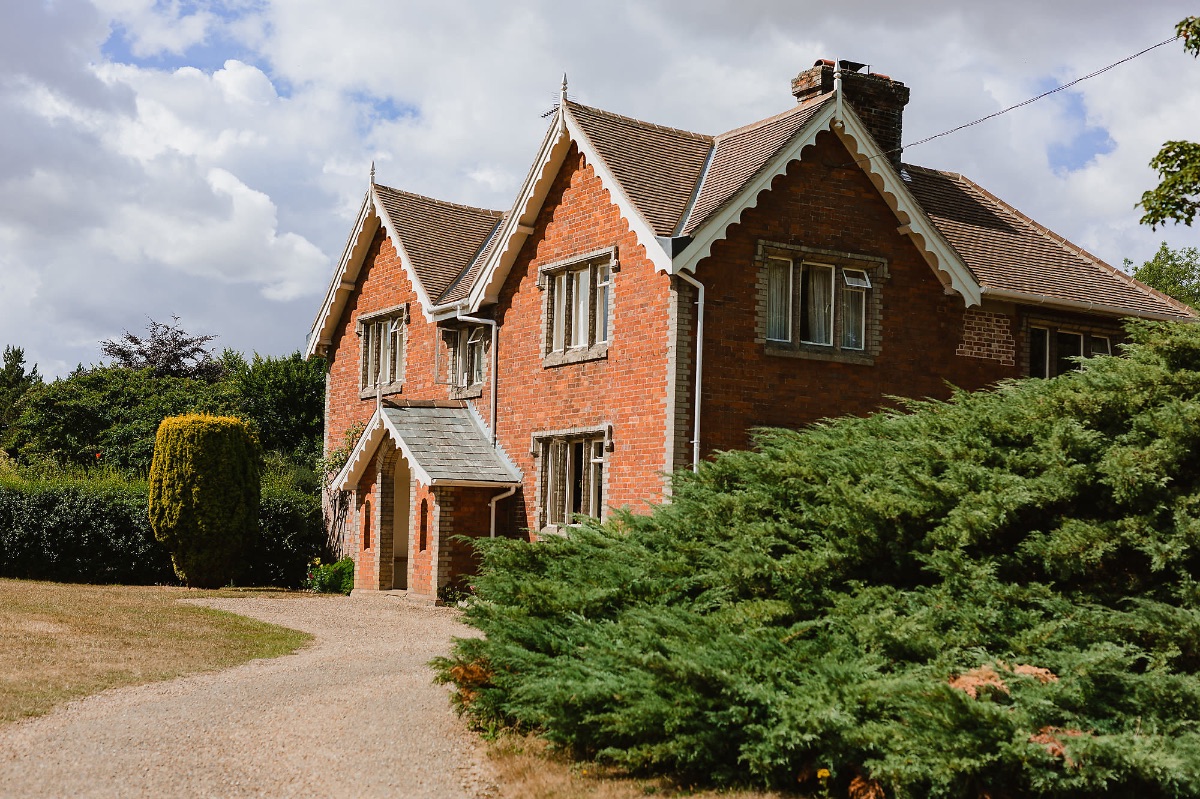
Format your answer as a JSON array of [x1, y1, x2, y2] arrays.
[[941, 170, 1195, 317], [374, 182, 504, 218], [566, 100, 713, 142], [714, 94, 831, 141]]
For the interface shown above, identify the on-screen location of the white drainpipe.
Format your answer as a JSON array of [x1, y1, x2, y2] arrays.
[[677, 271, 705, 472], [489, 485, 517, 538], [454, 307, 499, 447]]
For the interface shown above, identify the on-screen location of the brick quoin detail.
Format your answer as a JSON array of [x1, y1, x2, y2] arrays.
[[956, 309, 1016, 366]]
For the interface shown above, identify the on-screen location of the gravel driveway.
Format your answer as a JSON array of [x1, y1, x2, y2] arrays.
[[0, 595, 496, 798]]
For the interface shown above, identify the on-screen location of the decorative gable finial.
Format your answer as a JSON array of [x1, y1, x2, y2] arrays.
[[561, 73, 568, 105], [833, 57, 844, 129], [370, 160, 376, 184]]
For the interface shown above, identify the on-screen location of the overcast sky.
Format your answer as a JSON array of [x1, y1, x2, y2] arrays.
[[2, 1, 1197, 378]]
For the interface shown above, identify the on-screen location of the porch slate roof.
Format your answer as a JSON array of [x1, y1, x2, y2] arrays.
[[381, 405, 518, 485]]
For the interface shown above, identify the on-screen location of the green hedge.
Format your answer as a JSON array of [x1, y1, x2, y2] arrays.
[[0, 472, 326, 587], [0, 473, 173, 584]]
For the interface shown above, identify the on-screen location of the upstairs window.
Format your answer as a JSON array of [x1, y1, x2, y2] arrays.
[[436, 324, 488, 396], [764, 254, 878, 359], [359, 307, 406, 393], [541, 249, 615, 365], [456, 326, 486, 388]]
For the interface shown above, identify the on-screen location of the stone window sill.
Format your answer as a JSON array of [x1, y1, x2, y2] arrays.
[[543, 343, 608, 368], [450, 384, 483, 400], [359, 382, 405, 400], [765, 343, 874, 366]]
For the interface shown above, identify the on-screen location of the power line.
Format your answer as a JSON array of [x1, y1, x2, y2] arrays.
[[902, 35, 1180, 152]]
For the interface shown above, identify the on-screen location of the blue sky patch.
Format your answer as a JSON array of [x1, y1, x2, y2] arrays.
[[100, 1, 272, 78], [1034, 81, 1115, 172]]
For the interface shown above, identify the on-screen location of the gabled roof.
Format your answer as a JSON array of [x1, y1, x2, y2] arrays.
[[567, 102, 713, 235], [373, 185, 503, 302], [463, 91, 981, 308], [305, 184, 502, 357], [310, 79, 1192, 350], [905, 166, 1194, 320], [333, 402, 520, 491], [683, 98, 828, 235]]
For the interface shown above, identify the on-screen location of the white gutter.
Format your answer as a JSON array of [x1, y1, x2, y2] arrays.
[[980, 287, 1195, 322], [454, 307, 500, 445], [489, 485, 518, 538], [677, 272, 705, 472]]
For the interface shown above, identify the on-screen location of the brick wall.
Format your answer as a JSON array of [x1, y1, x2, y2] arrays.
[[690, 130, 1021, 455], [436, 486, 496, 591], [490, 145, 674, 535], [408, 482, 437, 597], [353, 453, 379, 589], [325, 228, 449, 456], [957, 308, 1017, 366]]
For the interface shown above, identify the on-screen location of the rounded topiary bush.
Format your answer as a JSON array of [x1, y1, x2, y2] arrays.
[[149, 414, 260, 588]]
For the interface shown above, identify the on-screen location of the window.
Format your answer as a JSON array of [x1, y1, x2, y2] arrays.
[[455, 326, 486, 388], [766, 258, 792, 342], [765, 256, 875, 358], [359, 308, 406, 393], [542, 251, 614, 364], [539, 432, 606, 527], [436, 324, 488, 393], [1029, 326, 1112, 378]]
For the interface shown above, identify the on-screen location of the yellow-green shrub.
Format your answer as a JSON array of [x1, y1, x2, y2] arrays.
[[149, 414, 260, 588]]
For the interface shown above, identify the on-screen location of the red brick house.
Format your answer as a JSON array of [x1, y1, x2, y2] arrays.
[[305, 61, 1193, 599]]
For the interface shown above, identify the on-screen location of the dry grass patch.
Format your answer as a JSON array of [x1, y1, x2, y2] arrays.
[[0, 578, 310, 724], [488, 735, 793, 799]]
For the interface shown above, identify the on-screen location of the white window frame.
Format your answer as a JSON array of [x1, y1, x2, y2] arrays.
[[766, 257, 793, 342], [800, 263, 835, 346], [595, 262, 612, 344], [1029, 324, 1112, 378], [358, 308, 406, 393], [765, 257, 873, 356], [840, 268, 870, 351]]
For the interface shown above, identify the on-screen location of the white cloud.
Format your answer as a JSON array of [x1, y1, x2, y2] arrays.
[[91, 0, 215, 57]]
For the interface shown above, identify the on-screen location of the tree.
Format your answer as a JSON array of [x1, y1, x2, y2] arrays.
[[226, 352, 326, 462], [6, 366, 229, 472], [1139, 17, 1200, 228], [0, 346, 42, 450], [1129, 242, 1200, 308], [148, 414, 260, 588], [100, 316, 224, 381]]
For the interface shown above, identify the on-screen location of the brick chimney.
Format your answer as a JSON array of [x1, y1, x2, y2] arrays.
[[791, 59, 910, 173]]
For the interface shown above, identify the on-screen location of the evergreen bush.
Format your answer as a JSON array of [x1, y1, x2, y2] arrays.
[[242, 479, 326, 588], [149, 414, 260, 588], [438, 320, 1200, 798]]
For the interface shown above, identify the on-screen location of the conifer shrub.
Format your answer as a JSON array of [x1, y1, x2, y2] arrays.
[[149, 414, 260, 588], [438, 320, 1200, 798]]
